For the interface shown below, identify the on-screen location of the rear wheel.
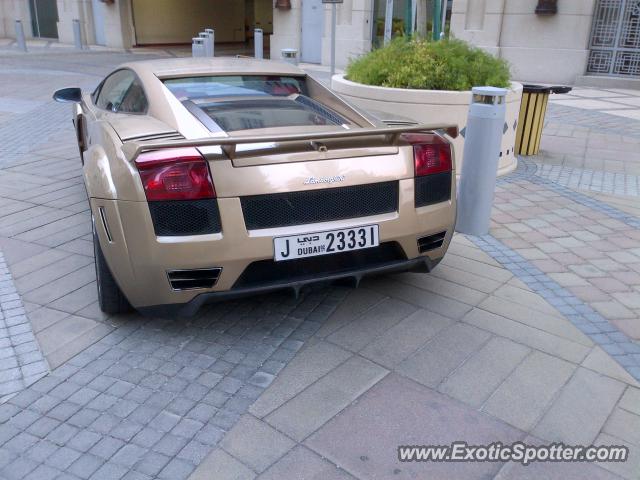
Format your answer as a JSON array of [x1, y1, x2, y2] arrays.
[[93, 218, 133, 314]]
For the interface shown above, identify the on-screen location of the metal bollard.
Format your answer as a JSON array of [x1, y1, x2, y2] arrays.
[[15, 20, 27, 51], [456, 86, 508, 236], [73, 19, 83, 50], [254, 28, 263, 59], [192, 37, 205, 57], [204, 28, 214, 57]]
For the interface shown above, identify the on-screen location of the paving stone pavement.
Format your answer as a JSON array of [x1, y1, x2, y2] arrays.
[[470, 231, 640, 380], [0, 50, 639, 480], [193, 246, 640, 479], [0, 287, 346, 479], [490, 160, 640, 348], [0, 248, 48, 401], [534, 163, 640, 197]]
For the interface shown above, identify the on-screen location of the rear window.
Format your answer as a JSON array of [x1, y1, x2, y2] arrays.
[[163, 75, 346, 132], [164, 75, 307, 100]]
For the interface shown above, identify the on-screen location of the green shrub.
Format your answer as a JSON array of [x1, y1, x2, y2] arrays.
[[346, 38, 510, 91]]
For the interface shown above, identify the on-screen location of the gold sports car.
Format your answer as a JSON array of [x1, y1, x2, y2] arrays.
[[53, 58, 458, 316]]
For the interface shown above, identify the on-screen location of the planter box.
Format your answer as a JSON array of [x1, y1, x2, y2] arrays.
[[331, 75, 523, 176]]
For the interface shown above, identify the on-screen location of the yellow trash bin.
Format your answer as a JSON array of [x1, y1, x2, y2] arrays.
[[515, 85, 571, 156]]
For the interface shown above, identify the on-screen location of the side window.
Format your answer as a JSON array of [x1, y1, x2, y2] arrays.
[[95, 70, 147, 114]]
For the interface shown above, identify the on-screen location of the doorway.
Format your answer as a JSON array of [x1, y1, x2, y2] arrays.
[[28, 0, 59, 39], [301, 0, 323, 63]]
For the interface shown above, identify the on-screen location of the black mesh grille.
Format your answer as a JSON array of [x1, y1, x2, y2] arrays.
[[234, 242, 406, 289], [415, 172, 452, 207], [148, 199, 221, 236], [241, 181, 399, 230]]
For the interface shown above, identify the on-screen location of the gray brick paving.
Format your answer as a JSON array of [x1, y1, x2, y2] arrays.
[[507, 157, 640, 230], [0, 249, 49, 402], [534, 163, 640, 197], [0, 102, 71, 168], [0, 287, 345, 479], [546, 103, 640, 139], [469, 154, 640, 381], [470, 233, 640, 381]]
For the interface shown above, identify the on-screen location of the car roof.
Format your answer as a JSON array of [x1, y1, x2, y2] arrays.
[[121, 57, 306, 79]]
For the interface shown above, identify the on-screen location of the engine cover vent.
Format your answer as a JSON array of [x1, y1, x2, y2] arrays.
[[417, 232, 447, 253], [167, 268, 222, 290]]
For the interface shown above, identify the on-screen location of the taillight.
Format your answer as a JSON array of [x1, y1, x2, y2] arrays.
[[135, 147, 215, 201], [402, 133, 452, 177]]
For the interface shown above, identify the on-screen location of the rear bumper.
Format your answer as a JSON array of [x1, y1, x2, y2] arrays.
[[91, 177, 456, 312], [138, 255, 441, 317]]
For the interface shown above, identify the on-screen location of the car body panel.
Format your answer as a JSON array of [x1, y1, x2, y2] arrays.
[[58, 57, 458, 315], [95, 178, 455, 309]]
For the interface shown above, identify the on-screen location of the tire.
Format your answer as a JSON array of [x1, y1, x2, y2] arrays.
[[93, 219, 133, 315]]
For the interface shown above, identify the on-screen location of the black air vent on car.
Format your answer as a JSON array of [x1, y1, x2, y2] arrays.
[[241, 181, 399, 230], [417, 232, 447, 253], [122, 131, 185, 142], [167, 268, 222, 290]]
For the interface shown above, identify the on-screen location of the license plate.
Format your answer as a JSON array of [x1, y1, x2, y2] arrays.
[[274, 225, 379, 262]]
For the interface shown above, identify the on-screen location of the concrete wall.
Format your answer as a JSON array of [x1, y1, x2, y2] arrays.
[[1, 0, 34, 38], [108, 0, 135, 48], [450, 0, 596, 85], [271, 0, 303, 62], [52, 0, 132, 48], [0, 1, 6, 37], [271, 0, 374, 67], [131, 0, 245, 44], [56, 0, 90, 45], [321, 0, 373, 67]]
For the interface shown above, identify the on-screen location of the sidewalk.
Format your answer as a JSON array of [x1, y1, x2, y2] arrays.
[[0, 49, 638, 480]]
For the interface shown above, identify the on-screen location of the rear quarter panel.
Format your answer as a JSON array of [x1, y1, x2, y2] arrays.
[[83, 119, 146, 202]]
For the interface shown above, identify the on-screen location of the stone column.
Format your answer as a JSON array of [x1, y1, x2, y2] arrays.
[[1, 0, 34, 38], [450, 0, 503, 56], [321, 0, 374, 68], [497, 0, 595, 84], [270, 0, 303, 62], [56, 0, 95, 45], [104, 0, 135, 48], [450, 0, 596, 84]]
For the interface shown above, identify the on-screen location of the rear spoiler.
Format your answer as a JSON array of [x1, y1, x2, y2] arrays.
[[122, 123, 458, 162]]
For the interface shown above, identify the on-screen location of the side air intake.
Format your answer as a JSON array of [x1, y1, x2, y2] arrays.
[[417, 232, 447, 253], [167, 268, 222, 290]]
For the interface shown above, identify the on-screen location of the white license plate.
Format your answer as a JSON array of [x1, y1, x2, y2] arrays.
[[274, 225, 379, 262]]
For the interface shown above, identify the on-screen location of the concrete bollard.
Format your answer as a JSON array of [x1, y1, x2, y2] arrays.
[[254, 28, 263, 59], [205, 28, 214, 57], [192, 37, 205, 57], [15, 20, 27, 51], [456, 86, 508, 236], [281, 48, 298, 65], [73, 19, 83, 50]]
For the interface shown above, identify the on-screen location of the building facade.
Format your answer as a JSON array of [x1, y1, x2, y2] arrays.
[[1, 0, 639, 86], [450, 0, 640, 86]]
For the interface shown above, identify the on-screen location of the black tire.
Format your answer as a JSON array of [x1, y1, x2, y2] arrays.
[[93, 220, 133, 315]]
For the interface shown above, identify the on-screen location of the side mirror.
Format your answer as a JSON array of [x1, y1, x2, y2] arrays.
[[53, 87, 82, 103]]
